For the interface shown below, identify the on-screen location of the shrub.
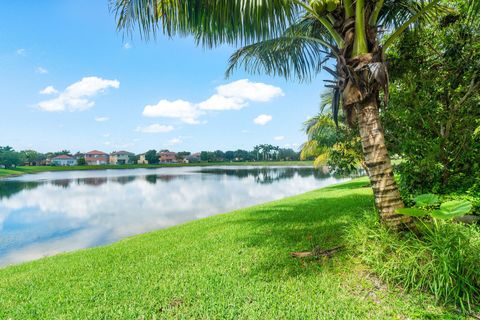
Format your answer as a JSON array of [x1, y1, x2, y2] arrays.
[[345, 214, 480, 312]]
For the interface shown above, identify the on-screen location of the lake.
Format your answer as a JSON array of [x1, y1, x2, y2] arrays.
[[0, 166, 348, 267]]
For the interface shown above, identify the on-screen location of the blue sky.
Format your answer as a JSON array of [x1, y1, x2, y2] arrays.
[[0, 0, 330, 154]]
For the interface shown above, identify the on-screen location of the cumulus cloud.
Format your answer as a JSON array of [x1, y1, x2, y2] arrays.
[[136, 124, 174, 133], [142, 79, 283, 123], [142, 99, 202, 124], [39, 86, 58, 95], [274, 136, 285, 141], [37, 76, 120, 112], [197, 94, 245, 111], [35, 66, 48, 74], [253, 114, 272, 125], [216, 79, 284, 102], [16, 48, 26, 56], [95, 116, 109, 122]]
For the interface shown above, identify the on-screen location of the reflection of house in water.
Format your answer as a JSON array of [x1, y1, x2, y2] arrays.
[[50, 179, 73, 188], [144, 174, 184, 184], [79, 177, 108, 186], [111, 176, 136, 185]]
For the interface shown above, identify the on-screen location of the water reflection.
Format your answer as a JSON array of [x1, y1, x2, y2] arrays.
[[0, 166, 348, 267]]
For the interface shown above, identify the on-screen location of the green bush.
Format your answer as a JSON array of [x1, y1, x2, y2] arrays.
[[345, 214, 480, 312]]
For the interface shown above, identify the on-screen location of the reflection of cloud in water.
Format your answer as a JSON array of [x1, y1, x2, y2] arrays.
[[0, 167, 348, 267]]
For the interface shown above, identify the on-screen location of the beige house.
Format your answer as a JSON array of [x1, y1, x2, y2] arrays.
[[137, 154, 148, 164], [110, 151, 134, 165]]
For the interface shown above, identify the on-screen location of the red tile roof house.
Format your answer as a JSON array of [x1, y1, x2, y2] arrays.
[[85, 150, 109, 165], [51, 155, 77, 166], [159, 151, 177, 163]]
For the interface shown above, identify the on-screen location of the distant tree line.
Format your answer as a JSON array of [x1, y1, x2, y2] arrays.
[[199, 145, 299, 163], [0, 145, 300, 168]]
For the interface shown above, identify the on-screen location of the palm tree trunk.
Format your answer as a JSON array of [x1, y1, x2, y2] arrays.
[[356, 95, 412, 229]]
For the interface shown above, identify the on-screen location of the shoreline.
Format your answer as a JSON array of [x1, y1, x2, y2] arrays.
[[0, 178, 454, 318], [0, 161, 314, 179]]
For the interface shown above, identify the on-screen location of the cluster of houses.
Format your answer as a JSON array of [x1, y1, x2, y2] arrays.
[[51, 150, 201, 166]]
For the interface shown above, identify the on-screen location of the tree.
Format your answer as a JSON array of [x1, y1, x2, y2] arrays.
[[383, 4, 480, 195], [77, 157, 87, 166], [145, 149, 158, 164], [21, 150, 45, 166], [176, 151, 191, 161], [112, 0, 478, 227], [301, 90, 364, 174], [225, 151, 235, 162], [0, 146, 24, 168]]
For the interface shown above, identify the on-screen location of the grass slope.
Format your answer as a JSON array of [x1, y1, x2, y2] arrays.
[[0, 161, 313, 178], [0, 179, 458, 319]]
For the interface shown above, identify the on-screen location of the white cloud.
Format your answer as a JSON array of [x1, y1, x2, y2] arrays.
[[274, 136, 285, 141], [197, 94, 245, 111], [39, 86, 58, 95], [95, 116, 110, 122], [123, 42, 132, 49], [16, 48, 26, 56], [136, 124, 174, 133], [216, 79, 284, 102], [253, 114, 272, 125], [168, 137, 183, 145], [35, 66, 48, 74], [37, 76, 120, 112], [142, 79, 283, 123], [103, 133, 111, 138], [143, 99, 202, 124]]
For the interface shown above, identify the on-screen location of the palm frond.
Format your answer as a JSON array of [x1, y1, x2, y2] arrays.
[[111, 0, 298, 47], [225, 19, 336, 81], [379, 0, 457, 50]]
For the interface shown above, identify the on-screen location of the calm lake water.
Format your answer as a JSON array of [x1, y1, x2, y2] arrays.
[[0, 166, 348, 267]]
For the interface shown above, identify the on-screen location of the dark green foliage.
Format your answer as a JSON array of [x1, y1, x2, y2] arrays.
[[0, 146, 24, 168], [144, 149, 158, 164], [77, 158, 86, 166], [384, 3, 480, 196], [346, 214, 480, 312]]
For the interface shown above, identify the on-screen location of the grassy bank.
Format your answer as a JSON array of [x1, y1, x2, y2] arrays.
[[0, 161, 313, 178], [0, 178, 461, 319]]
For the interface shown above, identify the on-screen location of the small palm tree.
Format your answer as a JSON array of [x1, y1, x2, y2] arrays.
[[301, 90, 364, 174], [112, 0, 478, 228]]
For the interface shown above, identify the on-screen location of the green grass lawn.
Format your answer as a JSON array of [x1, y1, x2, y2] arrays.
[[0, 179, 460, 319], [0, 161, 313, 178]]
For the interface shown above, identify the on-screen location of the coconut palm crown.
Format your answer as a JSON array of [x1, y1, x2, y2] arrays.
[[111, 0, 478, 228]]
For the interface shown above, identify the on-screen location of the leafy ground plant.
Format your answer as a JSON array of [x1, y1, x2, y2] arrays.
[[396, 193, 472, 220], [346, 209, 480, 312]]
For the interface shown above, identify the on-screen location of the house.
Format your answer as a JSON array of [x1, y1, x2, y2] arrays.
[[110, 151, 134, 165], [51, 155, 77, 166], [85, 150, 109, 165], [185, 152, 201, 163], [137, 154, 148, 164], [159, 151, 177, 163]]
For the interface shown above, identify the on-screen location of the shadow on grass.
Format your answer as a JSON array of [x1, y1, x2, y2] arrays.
[[224, 190, 375, 278]]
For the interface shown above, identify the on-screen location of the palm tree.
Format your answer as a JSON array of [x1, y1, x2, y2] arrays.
[[112, 0, 478, 228]]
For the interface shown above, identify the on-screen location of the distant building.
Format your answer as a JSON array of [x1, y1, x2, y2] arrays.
[[51, 155, 77, 166], [85, 150, 109, 165], [137, 154, 148, 164], [159, 151, 177, 163], [185, 152, 201, 163], [110, 151, 134, 165]]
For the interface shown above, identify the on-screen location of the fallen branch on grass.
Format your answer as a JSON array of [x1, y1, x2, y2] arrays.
[[290, 245, 345, 258]]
